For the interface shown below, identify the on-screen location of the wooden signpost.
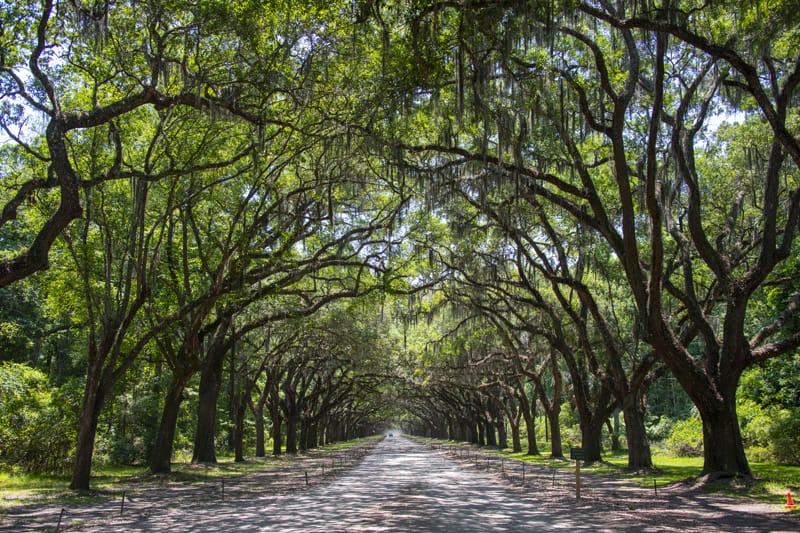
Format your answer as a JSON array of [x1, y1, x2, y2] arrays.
[[570, 447, 585, 499]]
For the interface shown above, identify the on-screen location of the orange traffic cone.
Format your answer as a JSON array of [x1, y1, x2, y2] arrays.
[[786, 492, 797, 509]]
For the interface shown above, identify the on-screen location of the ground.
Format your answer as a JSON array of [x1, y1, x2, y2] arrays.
[[2, 436, 798, 532]]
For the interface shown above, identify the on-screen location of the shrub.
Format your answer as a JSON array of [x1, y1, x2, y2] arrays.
[[737, 399, 772, 448], [558, 402, 581, 447], [769, 409, 800, 466], [108, 438, 141, 466], [0, 362, 75, 473], [746, 446, 772, 463], [665, 412, 704, 457], [646, 415, 675, 442]]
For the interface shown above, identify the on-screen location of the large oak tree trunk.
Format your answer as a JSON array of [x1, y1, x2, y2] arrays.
[[299, 420, 309, 451], [695, 386, 751, 477], [651, 319, 752, 477], [253, 403, 266, 457], [533, 356, 564, 458], [271, 412, 283, 456], [622, 395, 653, 470], [233, 393, 247, 462], [496, 419, 508, 449], [519, 391, 539, 455], [580, 416, 605, 463], [547, 405, 563, 458], [69, 363, 104, 491], [305, 422, 318, 450], [484, 419, 496, 447], [269, 388, 282, 455], [510, 423, 522, 453], [285, 411, 298, 454], [192, 348, 226, 463], [149, 373, 191, 474], [522, 410, 538, 455]]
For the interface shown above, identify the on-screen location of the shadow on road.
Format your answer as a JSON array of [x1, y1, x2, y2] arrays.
[[3, 436, 798, 532]]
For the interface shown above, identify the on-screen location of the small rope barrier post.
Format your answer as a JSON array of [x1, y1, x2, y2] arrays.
[[305, 471, 309, 486], [56, 507, 66, 532]]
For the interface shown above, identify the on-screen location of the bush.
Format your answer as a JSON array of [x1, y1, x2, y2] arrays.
[[737, 399, 773, 448], [646, 415, 675, 442], [769, 409, 800, 466], [558, 402, 581, 447], [746, 445, 772, 463], [0, 362, 75, 473], [665, 412, 703, 457], [108, 439, 141, 466]]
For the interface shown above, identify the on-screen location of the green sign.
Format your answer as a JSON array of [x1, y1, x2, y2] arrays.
[[570, 447, 586, 461]]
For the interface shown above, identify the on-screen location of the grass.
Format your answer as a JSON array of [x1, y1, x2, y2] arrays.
[[0, 470, 116, 511], [411, 436, 800, 510], [601, 449, 800, 507], [0, 435, 383, 511]]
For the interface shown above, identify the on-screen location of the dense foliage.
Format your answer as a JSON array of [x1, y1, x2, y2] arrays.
[[1, 0, 798, 488]]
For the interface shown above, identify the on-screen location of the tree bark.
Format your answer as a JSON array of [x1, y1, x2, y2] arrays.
[[484, 419, 496, 447], [476, 421, 484, 446], [523, 411, 538, 455], [285, 411, 298, 454], [299, 420, 309, 452], [609, 410, 621, 452], [581, 416, 605, 463], [253, 403, 266, 457], [692, 380, 751, 476], [307, 422, 318, 449], [519, 390, 539, 455], [192, 347, 226, 463], [1, 120, 82, 287], [233, 393, 247, 462], [496, 419, 508, 449], [149, 372, 191, 474], [269, 388, 282, 455], [69, 362, 105, 490], [271, 411, 283, 456], [622, 396, 653, 469], [547, 404, 563, 458], [651, 321, 752, 476]]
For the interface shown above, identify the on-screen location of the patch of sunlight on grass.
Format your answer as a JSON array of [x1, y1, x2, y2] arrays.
[[751, 463, 800, 489], [414, 436, 800, 509], [703, 462, 800, 507], [158, 435, 383, 481], [2, 434, 385, 508], [0, 471, 69, 492], [0, 471, 105, 509], [315, 434, 383, 452]]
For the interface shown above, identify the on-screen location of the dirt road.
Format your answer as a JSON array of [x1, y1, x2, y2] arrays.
[[4, 435, 799, 532]]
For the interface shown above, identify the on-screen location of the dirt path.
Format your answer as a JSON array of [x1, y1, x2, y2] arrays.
[[3, 436, 799, 532]]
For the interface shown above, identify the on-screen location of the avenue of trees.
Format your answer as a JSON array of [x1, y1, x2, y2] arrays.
[[1, 0, 799, 490]]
